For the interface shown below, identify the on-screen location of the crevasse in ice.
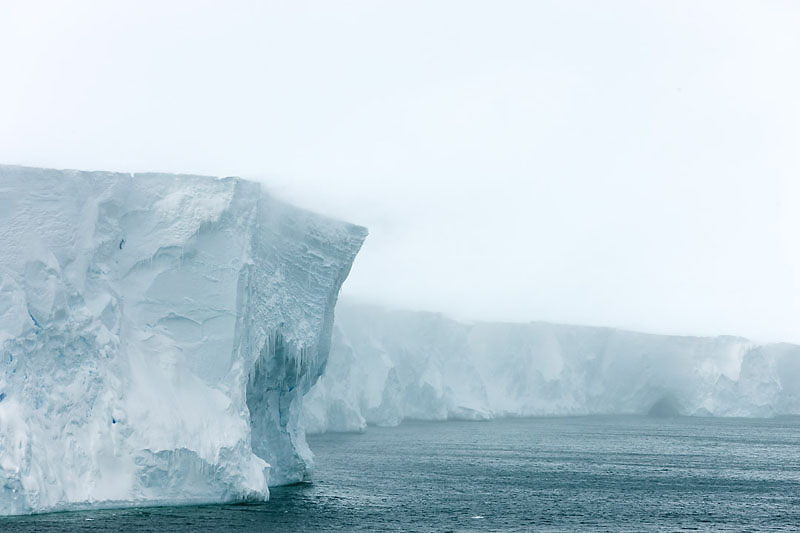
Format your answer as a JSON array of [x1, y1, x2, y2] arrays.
[[0, 165, 366, 514], [302, 302, 800, 433]]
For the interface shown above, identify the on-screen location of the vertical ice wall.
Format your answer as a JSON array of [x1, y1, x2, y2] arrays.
[[303, 302, 800, 432], [0, 165, 366, 514]]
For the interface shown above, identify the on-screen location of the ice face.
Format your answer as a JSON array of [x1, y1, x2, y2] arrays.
[[0, 165, 366, 515], [302, 302, 800, 433]]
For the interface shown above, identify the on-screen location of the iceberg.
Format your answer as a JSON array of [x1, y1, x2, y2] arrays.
[[303, 302, 800, 432], [0, 165, 366, 514]]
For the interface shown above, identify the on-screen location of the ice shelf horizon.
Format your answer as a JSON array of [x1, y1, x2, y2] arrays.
[[0, 165, 366, 515], [302, 302, 800, 433]]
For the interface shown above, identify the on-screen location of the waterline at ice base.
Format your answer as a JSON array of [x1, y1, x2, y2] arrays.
[[0, 165, 366, 515]]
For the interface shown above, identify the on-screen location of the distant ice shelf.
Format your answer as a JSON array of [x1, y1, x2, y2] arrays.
[[0, 165, 366, 515], [302, 302, 800, 433]]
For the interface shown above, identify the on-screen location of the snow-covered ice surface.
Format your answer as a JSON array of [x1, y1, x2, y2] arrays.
[[302, 302, 800, 433], [0, 165, 366, 515]]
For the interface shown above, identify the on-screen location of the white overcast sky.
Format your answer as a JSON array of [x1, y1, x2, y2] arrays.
[[1, 1, 798, 343]]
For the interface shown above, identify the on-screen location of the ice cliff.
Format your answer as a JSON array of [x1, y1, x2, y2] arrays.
[[0, 165, 366, 514], [302, 302, 800, 433]]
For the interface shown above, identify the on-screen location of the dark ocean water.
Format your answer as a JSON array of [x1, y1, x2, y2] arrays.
[[3, 416, 800, 532]]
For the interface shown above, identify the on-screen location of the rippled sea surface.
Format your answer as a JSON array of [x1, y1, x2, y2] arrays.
[[3, 416, 800, 532]]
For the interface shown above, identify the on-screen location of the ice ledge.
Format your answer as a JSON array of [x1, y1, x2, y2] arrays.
[[0, 165, 366, 515]]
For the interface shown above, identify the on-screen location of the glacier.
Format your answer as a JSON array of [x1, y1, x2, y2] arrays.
[[302, 302, 800, 433], [0, 165, 366, 515]]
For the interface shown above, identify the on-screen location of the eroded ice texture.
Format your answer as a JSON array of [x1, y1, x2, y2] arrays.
[[302, 302, 800, 433], [0, 165, 366, 514]]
